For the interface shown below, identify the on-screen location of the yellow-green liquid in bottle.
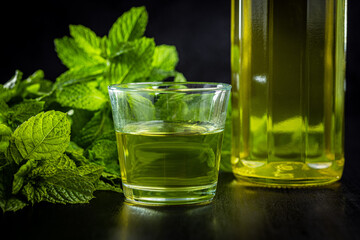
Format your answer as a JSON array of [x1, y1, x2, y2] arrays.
[[231, 0, 346, 186]]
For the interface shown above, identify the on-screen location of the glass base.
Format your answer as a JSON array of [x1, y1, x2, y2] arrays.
[[233, 174, 341, 188], [232, 161, 343, 187], [122, 183, 217, 206]]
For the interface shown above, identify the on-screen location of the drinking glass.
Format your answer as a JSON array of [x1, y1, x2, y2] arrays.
[[108, 82, 231, 205]]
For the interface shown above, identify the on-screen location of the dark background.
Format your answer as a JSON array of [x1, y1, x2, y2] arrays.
[[0, 0, 230, 84], [1, 0, 359, 118], [0, 0, 358, 115]]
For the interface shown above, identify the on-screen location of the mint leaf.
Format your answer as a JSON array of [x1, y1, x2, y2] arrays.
[[73, 108, 114, 148], [0, 197, 28, 212], [0, 161, 28, 212], [69, 25, 102, 55], [17, 70, 53, 99], [67, 109, 95, 139], [65, 143, 90, 167], [66, 141, 84, 156], [3, 70, 22, 91], [0, 100, 10, 122], [24, 174, 96, 204], [46, 154, 77, 170], [155, 93, 188, 121], [0, 70, 23, 102], [56, 83, 107, 111], [152, 45, 179, 71], [145, 69, 176, 82], [0, 123, 12, 153], [7, 100, 45, 129], [23, 69, 44, 83], [30, 155, 77, 178], [12, 159, 37, 194], [145, 45, 183, 82], [77, 164, 104, 182], [55, 63, 106, 89], [0, 70, 54, 105], [0, 85, 11, 103], [54, 36, 105, 69], [108, 42, 135, 59], [104, 37, 155, 86], [96, 171, 122, 193], [127, 93, 155, 121], [96, 179, 122, 193], [6, 111, 71, 165], [108, 6, 148, 51], [87, 139, 120, 176], [22, 155, 103, 205], [30, 155, 98, 180], [22, 79, 53, 99], [174, 72, 187, 82]]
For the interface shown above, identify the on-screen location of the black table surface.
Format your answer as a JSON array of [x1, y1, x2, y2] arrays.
[[1, 117, 360, 240]]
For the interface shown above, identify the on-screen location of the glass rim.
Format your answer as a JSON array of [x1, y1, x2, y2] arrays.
[[108, 82, 232, 92]]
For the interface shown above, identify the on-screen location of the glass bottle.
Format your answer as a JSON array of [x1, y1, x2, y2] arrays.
[[231, 0, 347, 186]]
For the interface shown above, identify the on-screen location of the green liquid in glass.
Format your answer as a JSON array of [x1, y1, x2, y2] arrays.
[[116, 121, 224, 205]]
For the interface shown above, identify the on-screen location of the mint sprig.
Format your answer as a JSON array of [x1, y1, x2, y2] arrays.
[[0, 6, 232, 213], [0, 6, 187, 213], [54, 6, 184, 106]]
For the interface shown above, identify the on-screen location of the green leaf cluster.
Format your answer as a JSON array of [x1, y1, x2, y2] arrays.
[[0, 6, 233, 212], [0, 6, 186, 213], [53, 6, 185, 112], [0, 110, 103, 212]]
